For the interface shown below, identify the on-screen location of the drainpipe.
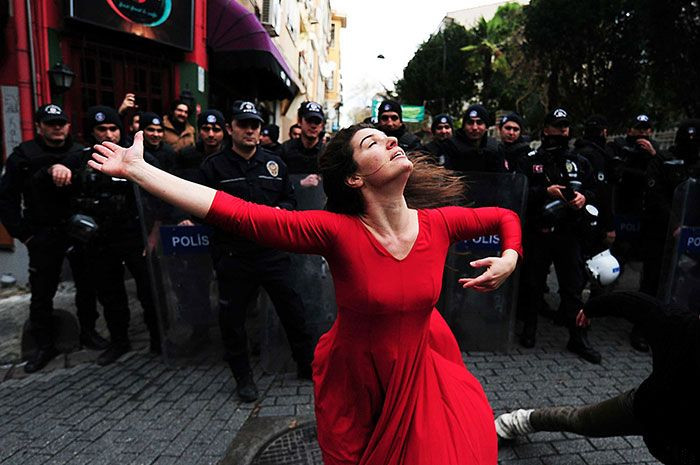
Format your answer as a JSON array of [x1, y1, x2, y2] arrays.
[[25, 0, 39, 109], [13, 0, 37, 140]]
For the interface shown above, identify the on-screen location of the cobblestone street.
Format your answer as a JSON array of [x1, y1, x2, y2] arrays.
[[1, 307, 659, 464]]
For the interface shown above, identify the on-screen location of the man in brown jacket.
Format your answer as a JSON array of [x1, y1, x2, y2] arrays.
[[162, 99, 195, 153]]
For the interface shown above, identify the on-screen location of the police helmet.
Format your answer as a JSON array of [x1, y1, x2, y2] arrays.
[[586, 250, 621, 286]]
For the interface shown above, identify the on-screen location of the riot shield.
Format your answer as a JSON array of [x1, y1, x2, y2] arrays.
[[260, 175, 337, 373], [658, 178, 700, 313], [438, 172, 527, 352], [135, 187, 219, 363]]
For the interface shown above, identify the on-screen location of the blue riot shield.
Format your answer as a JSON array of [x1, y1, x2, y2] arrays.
[[438, 172, 528, 352], [659, 178, 700, 313], [135, 186, 218, 363]]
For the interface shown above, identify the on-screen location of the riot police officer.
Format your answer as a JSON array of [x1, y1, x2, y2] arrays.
[[424, 114, 453, 165], [498, 112, 531, 172], [375, 100, 422, 152], [139, 111, 176, 172], [444, 104, 507, 173], [0, 104, 104, 373], [261, 124, 282, 154], [197, 101, 313, 402], [574, 115, 616, 251], [516, 108, 601, 363], [642, 119, 700, 297], [73, 106, 162, 365], [279, 101, 326, 174]]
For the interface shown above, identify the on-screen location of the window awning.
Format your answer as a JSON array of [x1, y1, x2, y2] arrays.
[[207, 0, 300, 100]]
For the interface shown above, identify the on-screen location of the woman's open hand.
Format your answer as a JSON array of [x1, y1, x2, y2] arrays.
[[459, 249, 519, 292], [89, 131, 145, 179]]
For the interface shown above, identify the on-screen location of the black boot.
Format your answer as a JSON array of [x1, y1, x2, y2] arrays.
[[97, 341, 132, 366], [234, 371, 259, 402], [630, 324, 649, 352], [24, 347, 60, 373], [79, 329, 110, 351], [567, 328, 601, 364]]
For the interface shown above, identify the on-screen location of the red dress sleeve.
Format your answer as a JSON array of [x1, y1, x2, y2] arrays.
[[204, 190, 339, 255], [435, 206, 523, 257]]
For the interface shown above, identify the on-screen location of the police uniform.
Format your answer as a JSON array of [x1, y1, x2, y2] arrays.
[[279, 101, 327, 174], [278, 137, 324, 174], [0, 104, 98, 368], [516, 110, 599, 360], [444, 106, 508, 173], [198, 134, 313, 382], [641, 119, 700, 296], [375, 100, 423, 152], [444, 130, 507, 173], [71, 107, 162, 363]]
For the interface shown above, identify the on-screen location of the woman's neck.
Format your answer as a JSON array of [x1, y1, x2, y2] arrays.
[[360, 194, 412, 234]]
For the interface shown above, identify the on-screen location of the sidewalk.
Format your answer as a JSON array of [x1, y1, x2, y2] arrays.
[[0, 268, 661, 464]]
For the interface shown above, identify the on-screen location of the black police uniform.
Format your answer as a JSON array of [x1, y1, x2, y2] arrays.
[[262, 141, 282, 154], [574, 136, 616, 244], [0, 136, 98, 351], [197, 146, 313, 378], [444, 130, 508, 173], [516, 141, 596, 343], [278, 137, 324, 174], [69, 145, 162, 353], [608, 135, 662, 259], [424, 139, 449, 165], [501, 137, 532, 173], [641, 138, 700, 296], [376, 124, 423, 152]]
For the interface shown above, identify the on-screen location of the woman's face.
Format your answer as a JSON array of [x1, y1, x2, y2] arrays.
[[349, 128, 412, 184]]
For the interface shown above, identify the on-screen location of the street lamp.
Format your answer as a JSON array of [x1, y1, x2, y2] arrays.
[[48, 62, 75, 94]]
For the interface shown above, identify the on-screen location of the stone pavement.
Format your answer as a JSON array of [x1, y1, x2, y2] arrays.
[[0, 314, 660, 464], [0, 261, 662, 464]]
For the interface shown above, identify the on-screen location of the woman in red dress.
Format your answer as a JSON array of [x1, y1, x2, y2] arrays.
[[91, 124, 522, 465]]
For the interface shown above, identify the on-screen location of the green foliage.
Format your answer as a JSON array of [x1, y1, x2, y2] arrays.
[[397, 0, 698, 132], [395, 21, 476, 117]]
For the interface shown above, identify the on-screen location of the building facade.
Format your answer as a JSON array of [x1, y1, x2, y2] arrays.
[[0, 0, 345, 280], [0, 0, 345, 159]]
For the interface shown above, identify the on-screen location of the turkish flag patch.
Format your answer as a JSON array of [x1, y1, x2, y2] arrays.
[[532, 164, 544, 173]]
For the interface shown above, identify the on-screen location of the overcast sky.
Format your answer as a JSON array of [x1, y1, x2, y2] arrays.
[[331, 0, 504, 124]]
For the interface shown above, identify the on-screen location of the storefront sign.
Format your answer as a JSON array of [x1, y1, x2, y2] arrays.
[[68, 0, 193, 51]]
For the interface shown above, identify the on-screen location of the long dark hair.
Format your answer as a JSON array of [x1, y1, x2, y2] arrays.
[[319, 123, 466, 214]]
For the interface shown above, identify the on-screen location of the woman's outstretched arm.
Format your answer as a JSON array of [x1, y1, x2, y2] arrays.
[[90, 131, 215, 219]]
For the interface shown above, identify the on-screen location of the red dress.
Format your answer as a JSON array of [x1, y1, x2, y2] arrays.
[[206, 191, 522, 465]]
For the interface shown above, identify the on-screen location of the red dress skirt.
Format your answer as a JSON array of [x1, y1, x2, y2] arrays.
[[206, 193, 522, 465]]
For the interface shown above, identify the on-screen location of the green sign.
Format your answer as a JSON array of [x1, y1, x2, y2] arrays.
[[372, 100, 425, 123]]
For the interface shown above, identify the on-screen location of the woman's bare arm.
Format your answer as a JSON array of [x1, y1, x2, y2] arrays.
[[89, 131, 215, 219]]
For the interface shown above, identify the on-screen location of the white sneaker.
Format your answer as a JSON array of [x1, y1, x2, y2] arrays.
[[495, 409, 535, 439]]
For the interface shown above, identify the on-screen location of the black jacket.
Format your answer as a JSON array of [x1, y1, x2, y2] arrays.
[[279, 138, 324, 174], [424, 139, 449, 165], [516, 144, 595, 232], [197, 147, 296, 257], [583, 291, 700, 465], [574, 137, 616, 232], [501, 138, 532, 173], [608, 136, 662, 215], [68, 148, 162, 248], [261, 141, 282, 155], [0, 137, 85, 242], [444, 130, 507, 173], [376, 124, 423, 152]]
